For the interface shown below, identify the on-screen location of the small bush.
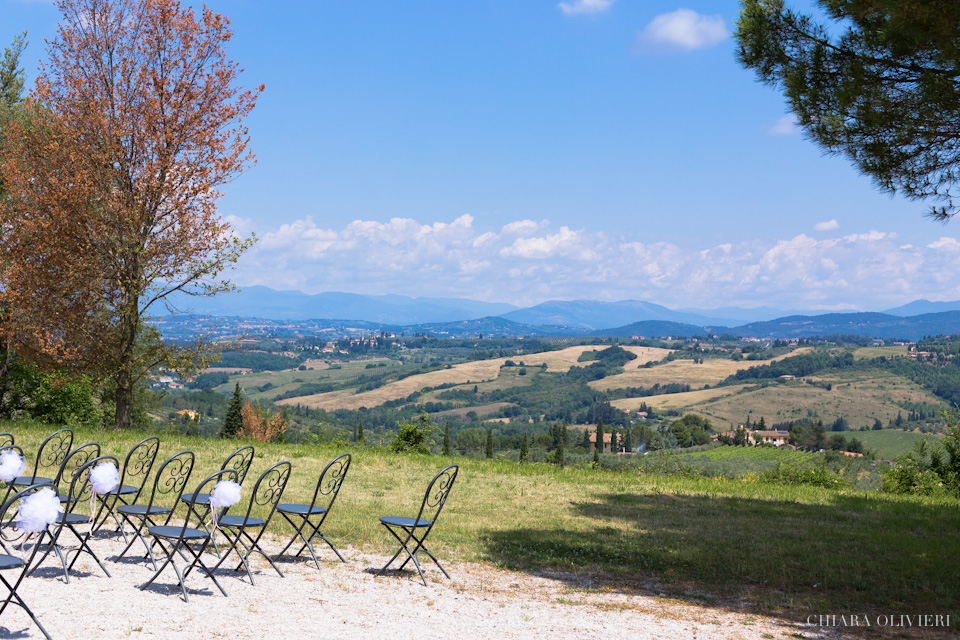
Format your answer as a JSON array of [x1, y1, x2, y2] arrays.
[[389, 412, 434, 455]]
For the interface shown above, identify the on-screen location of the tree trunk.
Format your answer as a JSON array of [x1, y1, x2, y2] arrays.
[[114, 305, 139, 430]]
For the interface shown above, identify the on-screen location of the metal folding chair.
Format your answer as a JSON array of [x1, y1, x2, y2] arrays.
[[139, 469, 238, 602], [0, 434, 13, 448], [202, 461, 291, 585], [275, 453, 350, 567], [179, 445, 254, 552], [376, 464, 459, 586], [114, 450, 194, 570], [50, 442, 101, 503], [0, 484, 56, 640], [0, 446, 26, 555], [10, 428, 73, 493], [92, 436, 160, 540], [29, 454, 116, 583]]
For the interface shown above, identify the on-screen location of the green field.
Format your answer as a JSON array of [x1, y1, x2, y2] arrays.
[[851, 429, 944, 459], [683, 444, 816, 464], [4, 420, 958, 628], [215, 358, 404, 402]]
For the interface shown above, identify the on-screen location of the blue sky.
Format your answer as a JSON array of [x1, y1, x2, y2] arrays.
[[5, 0, 960, 312]]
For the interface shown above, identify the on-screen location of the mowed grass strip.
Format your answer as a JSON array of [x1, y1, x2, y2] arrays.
[[5, 421, 958, 625]]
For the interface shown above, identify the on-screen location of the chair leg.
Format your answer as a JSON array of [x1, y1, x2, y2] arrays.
[[240, 528, 284, 578], [0, 573, 52, 640], [66, 523, 111, 578], [181, 538, 229, 598], [378, 526, 418, 579], [208, 527, 256, 586]]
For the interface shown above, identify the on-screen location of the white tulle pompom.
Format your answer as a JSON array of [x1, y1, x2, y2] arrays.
[[89, 461, 120, 495], [209, 480, 242, 512], [0, 450, 25, 483], [16, 487, 63, 533]]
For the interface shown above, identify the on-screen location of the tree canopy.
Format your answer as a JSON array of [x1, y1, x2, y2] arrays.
[[735, 0, 960, 219], [0, 0, 261, 428]]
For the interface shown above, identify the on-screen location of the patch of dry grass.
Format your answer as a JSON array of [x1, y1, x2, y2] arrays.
[[280, 345, 662, 411], [590, 348, 812, 392], [659, 372, 943, 428]]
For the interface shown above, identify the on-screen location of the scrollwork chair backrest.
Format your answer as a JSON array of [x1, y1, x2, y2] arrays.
[[413, 464, 459, 532], [51, 442, 101, 502], [142, 450, 194, 525], [234, 461, 292, 527], [221, 446, 255, 486], [0, 433, 13, 448], [28, 428, 73, 482], [310, 453, 351, 515], [63, 454, 119, 517], [119, 436, 160, 503]]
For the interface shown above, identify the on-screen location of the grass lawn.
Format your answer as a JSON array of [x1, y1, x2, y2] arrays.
[[5, 420, 958, 627], [852, 429, 944, 459]]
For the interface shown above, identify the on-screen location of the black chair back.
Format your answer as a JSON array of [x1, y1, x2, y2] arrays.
[[235, 461, 291, 527], [221, 446, 255, 485], [413, 465, 459, 530], [64, 454, 120, 516], [0, 433, 13, 448], [119, 436, 160, 502], [52, 442, 101, 492], [27, 428, 73, 482], [309, 453, 350, 515], [142, 451, 194, 524]]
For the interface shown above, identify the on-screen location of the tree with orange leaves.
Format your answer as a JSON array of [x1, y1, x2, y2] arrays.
[[0, 0, 262, 429]]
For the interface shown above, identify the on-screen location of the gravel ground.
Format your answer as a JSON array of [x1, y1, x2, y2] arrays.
[[0, 532, 916, 640]]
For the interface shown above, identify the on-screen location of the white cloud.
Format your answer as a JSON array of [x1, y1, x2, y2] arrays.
[[558, 0, 613, 16], [814, 219, 839, 231], [928, 237, 960, 251], [229, 215, 960, 310], [635, 9, 728, 53], [768, 114, 799, 135]]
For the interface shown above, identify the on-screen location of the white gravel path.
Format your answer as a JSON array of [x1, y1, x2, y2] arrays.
[[0, 533, 888, 640]]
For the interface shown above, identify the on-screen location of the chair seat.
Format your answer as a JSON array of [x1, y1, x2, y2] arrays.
[[106, 484, 139, 496], [57, 512, 90, 525], [12, 476, 53, 486], [0, 554, 25, 570], [117, 505, 170, 517], [277, 503, 327, 516], [218, 515, 265, 528], [148, 525, 208, 540], [380, 516, 431, 528], [181, 492, 211, 505]]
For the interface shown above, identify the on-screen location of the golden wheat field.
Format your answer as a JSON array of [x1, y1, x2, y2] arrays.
[[637, 372, 943, 429], [278, 344, 671, 411], [588, 347, 812, 392]]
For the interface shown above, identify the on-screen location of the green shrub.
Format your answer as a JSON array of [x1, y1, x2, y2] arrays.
[[389, 411, 434, 455], [760, 461, 848, 489]]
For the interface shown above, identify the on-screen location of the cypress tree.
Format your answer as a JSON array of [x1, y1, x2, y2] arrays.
[[442, 421, 451, 456], [357, 419, 366, 446], [592, 446, 600, 466], [486, 427, 494, 459], [596, 418, 605, 454], [519, 435, 529, 463], [624, 428, 634, 453], [580, 429, 590, 451], [555, 438, 564, 467], [222, 382, 243, 437]]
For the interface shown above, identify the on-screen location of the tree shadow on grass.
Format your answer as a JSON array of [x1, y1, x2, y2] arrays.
[[482, 490, 960, 628]]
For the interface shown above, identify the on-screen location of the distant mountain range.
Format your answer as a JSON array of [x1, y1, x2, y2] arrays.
[[162, 286, 960, 340]]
